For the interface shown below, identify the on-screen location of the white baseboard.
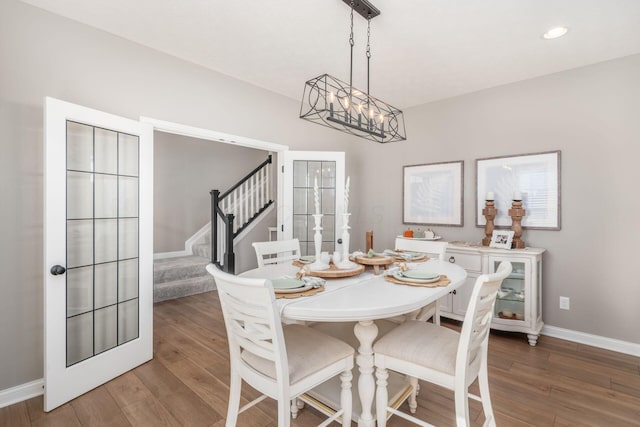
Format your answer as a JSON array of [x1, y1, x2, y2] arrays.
[[0, 378, 43, 409], [542, 325, 640, 357]]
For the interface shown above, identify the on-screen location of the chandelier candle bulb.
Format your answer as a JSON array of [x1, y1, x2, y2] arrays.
[[486, 191, 495, 201], [329, 92, 335, 117], [514, 191, 522, 201]]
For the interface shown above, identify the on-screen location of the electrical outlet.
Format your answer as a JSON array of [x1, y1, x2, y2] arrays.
[[559, 296, 570, 310]]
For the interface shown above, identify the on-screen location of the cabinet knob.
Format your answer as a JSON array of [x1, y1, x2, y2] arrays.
[[452, 290, 457, 295], [448, 256, 455, 263]]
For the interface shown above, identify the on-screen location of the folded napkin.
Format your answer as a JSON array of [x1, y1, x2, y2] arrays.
[[302, 276, 326, 288], [282, 275, 325, 288], [383, 249, 424, 261]]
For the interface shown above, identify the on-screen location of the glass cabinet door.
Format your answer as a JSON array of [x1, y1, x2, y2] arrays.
[[490, 257, 529, 322]]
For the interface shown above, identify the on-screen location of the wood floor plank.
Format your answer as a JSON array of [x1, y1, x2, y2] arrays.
[[30, 404, 82, 427], [105, 371, 154, 410], [0, 401, 30, 427], [120, 395, 181, 427], [70, 387, 132, 426], [156, 390, 222, 427]]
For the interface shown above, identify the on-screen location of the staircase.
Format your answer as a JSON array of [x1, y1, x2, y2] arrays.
[[153, 155, 274, 302], [154, 254, 213, 302]]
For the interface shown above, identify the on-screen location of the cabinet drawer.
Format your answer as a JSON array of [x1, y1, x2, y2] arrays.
[[446, 252, 482, 272]]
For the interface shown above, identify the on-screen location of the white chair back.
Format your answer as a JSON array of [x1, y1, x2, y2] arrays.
[[394, 238, 448, 261], [206, 264, 290, 397], [252, 239, 301, 267], [457, 261, 512, 386], [207, 263, 354, 427]]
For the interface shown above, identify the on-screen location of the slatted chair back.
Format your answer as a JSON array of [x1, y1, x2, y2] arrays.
[[207, 265, 290, 399], [394, 238, 448, 261], [252, 239, 301, 267], [457, 261, 512, 387]]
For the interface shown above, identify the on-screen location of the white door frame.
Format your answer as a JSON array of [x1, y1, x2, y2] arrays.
[[139, 117, 289, 249]]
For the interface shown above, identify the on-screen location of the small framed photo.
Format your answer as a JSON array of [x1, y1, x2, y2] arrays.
[[489, 230, 514, 249]]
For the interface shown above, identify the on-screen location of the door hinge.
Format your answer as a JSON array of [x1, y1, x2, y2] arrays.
[[281, 165, 284, 173], [281, 225, 284, 232]]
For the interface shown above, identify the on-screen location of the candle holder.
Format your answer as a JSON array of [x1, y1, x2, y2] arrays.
[[338, 213, 358, 269], [309, 214, 330, 270], [509, 200, 526, 249], [365, 230, 374, 253], [482, 199, 498, 246]]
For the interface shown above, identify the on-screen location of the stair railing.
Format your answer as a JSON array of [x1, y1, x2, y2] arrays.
[[211, 155, 273, 273]]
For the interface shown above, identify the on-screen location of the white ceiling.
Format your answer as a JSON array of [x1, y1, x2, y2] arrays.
[[21, 0, 640, 108]]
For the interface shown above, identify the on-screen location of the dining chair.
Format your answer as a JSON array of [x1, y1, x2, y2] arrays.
[[206, 264, 354, 427], [374, 261, 512, 427], [252, 238, 301, 268], [394, 238, 449, 324]]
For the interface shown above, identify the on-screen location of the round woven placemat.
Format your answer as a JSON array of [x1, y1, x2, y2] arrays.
[[275, 285, 325, 299], [384, 274, 451, 288]]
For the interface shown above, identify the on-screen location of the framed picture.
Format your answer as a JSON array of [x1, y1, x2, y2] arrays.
[[403, 160, 463, 226], [490, 230, 514, 249], [476, 151, 561, 230]]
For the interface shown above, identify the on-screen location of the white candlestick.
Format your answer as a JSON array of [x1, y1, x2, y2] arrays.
[[344, 176, 350, 213], [314, 176, 320, 215], [486, 191, 495, 201], [513, 191, 522, 200]]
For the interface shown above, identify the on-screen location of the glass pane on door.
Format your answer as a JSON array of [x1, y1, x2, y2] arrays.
[[292, 160, 336, 256], [65, 121, 139, 367]]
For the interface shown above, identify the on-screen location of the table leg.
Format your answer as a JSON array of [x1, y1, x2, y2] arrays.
[[354, 320, 378, 427]]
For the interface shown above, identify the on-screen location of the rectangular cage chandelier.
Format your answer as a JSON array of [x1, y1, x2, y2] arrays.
[[299, 0, 406, 143]]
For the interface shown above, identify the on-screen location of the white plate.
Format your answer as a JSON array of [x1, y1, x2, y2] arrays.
[[274, 283, 314, 294], [393, 272, 441, 284], [401, 270, 440, 280], [396, 235, 442, 241], [271, 278, 306, 290]]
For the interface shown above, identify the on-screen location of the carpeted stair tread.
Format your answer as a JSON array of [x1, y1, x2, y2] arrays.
[[154, 255, 210, 284], [154, 275, 215, 303]]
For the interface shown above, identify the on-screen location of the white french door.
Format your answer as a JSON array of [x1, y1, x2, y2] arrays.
[[44, 98, 153, 411], [280, 151, 345, 256]]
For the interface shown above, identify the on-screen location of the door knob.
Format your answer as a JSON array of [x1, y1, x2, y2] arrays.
[[50, 265, 66, 276], [337, 238, 343, 244]]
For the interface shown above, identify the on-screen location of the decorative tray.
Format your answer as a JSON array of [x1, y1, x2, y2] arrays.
[[291, 260, 364, 278], [351, 254, 394, 275]]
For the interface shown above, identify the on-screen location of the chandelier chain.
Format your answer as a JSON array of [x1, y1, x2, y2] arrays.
[[366, 17, 371, 58], [349, 1, 354, 47]]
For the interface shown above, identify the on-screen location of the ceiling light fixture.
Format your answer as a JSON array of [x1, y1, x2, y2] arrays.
[[543, 26, 569, 39], [299, 0, 406, 143]]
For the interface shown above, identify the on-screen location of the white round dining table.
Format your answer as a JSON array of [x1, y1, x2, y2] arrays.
[[240, 259, 467, 427]]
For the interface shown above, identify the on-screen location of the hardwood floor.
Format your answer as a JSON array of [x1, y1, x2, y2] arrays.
[[2, 291, 639, 426]]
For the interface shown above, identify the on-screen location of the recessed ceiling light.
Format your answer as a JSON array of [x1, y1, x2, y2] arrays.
[[543, 26, 569, 40]]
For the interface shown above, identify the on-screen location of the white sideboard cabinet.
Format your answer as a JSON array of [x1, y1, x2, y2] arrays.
[[440, 243, 545, 346]]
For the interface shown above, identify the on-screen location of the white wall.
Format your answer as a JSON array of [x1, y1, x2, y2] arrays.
[[351, 54, 640, 344], [154, 132, 270, 253], [0, 0, 357, 391]]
